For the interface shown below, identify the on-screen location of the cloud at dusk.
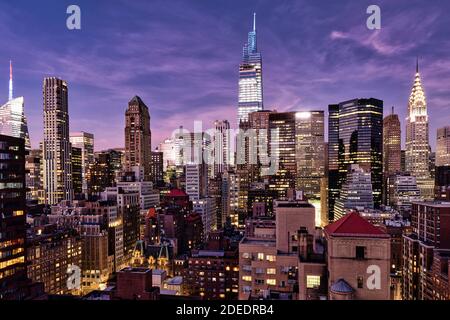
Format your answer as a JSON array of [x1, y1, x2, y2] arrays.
[[0, 0, 449, 151]]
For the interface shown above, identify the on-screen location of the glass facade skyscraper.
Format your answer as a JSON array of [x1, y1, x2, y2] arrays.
[[0, 62, 31, 150], [328, 98, 383, 221], [237, 13, 263, 126]]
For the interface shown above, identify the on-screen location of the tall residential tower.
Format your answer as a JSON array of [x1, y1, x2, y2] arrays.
[[124, 96, 152, 181], [42, 77, 73, 204]]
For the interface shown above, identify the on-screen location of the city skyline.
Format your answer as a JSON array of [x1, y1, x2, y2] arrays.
[[1, 0, 450, 303], [1, 0, 450, 152]]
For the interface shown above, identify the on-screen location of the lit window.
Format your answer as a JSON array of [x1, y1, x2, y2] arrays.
[[242, 276, 252, 282], [257, 253, 264, 261], [266, 255, 276, 262], [266, 279, 276, 286], [267, 268, 276, 275], [242, 252, 251, 259], [306, 275, 320, 289]]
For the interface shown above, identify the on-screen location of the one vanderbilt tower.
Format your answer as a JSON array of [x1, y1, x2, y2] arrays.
[[237, 13, 263, 127]]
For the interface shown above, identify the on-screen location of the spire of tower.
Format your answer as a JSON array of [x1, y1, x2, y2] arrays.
[[392, 106, 394, 115], [416, 56, 419, 73], [253, 12, 256, 32], [9, 60, 13, 101]]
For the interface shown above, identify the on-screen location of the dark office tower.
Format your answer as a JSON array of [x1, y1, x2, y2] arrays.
[[70, 132, 94, 196], [248, 110, 273, 181], [436, 126, 450, 167], [435, 126, 450, 200], [327, 104, 340, 222], [327, 98, 383, 219], [124, 96, 151, 181], [237, 13, 263, 127], [150, 151, 163, 186], [0, 135, 27, 298], [119, 190, 140, 264], [213, 120, 230, 175], [71, 146, 83, 197], [383, 107, 401, 204], [43, 77, 73, 204], [25, 149, 43, 202], [401, 150, 406, 172], [208, 175, 223, 228], [268, 112, 296, 176]]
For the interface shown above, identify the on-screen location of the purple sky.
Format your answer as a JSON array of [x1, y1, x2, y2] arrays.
[[1, 0, 449, 151]]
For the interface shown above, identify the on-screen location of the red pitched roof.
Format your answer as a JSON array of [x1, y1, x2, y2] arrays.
[[167, 189, 188, 197], [324, 211, 389, 238], [146, 208, 156, 219]]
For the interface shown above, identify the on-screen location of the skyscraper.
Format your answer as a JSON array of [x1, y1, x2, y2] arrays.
[[268, 112, 296, 177], [294, 111, 325, 226], [213, 120, 230, 175], [237, 13, 263, 126], [295, 111, 325, 202], [383, 107, 401, 205], [0, 135, 27, 298], [334, 164, 374, 220], [328, 98, 383, 221], [327, 104, 340, 223], [0, 61, 31, 150], [405, 59, 434, 199], [71, 146, 83, 196], [25, 149, 43, 202], [150, 151, 164, 185], [248, 110, 273, 181], [42, 77, 73, 204], [436, 126, 450, 167], [124, 96, 152, 181], [435, 126, 450, 200], [70, 131, 94, 195], [383, 107, 401, 176]]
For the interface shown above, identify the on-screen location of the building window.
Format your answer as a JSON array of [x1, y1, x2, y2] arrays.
[[266, 268, 276, 275], [257, 253, 264, 261], [356, 246, 366, 260], [242, 276, 252, 282], [266, 279, 276, 286], [242, 252, 251, 259], [266, 255, 276, 262], [306, 275, 321, 289], [357, 276, 364, 288]]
